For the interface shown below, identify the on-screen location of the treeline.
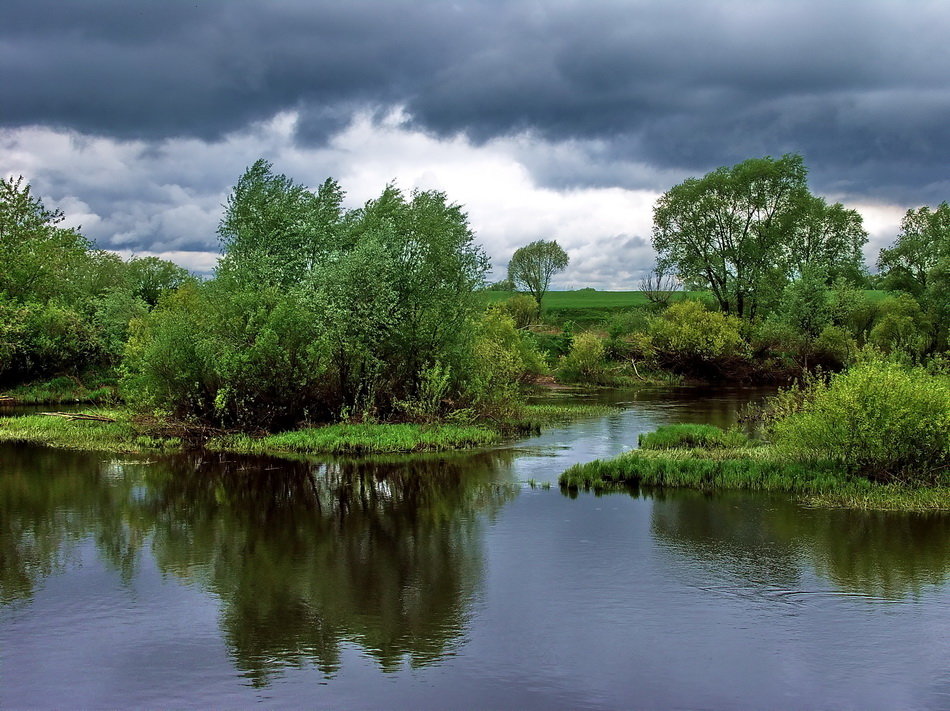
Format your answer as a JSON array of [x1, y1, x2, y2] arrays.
[[497, 154, 949, 383], [0, 176, 191, 385], [3, 152, 948, 429]]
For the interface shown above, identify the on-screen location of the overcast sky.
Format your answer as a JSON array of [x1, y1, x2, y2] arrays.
[[3, 0, 949, 287]]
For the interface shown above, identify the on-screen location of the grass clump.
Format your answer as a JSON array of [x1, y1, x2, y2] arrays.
[[560, 446, 843, 495], [208, 423, 500, 456], [638, 423, 750, 450], [0, 410, 180, 453]]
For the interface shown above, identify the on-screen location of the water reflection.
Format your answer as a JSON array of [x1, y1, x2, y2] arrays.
[[0, 445, 517, 681], [648, 490, 950, 599]]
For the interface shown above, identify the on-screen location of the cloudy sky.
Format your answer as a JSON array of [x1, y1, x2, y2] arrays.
[[3, 0, 949, 287]]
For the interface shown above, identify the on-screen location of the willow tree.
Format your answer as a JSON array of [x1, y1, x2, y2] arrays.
[[507, 239, 569, 312]]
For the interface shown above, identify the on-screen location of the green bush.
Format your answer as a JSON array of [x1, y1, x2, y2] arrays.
[[496, 293, 539, 329], [0, 300, 103, 384], [647, 299, 747, 377], [122, 282, 329, 429], [463, 310, 546, 418], [557, 331, 608, 383], [812, 325, 858, 369], [771, 360, 950, 483]]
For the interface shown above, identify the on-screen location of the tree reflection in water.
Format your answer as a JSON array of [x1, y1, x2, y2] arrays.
[[647, 489, 950, 599], [0, 444, 517, 683]]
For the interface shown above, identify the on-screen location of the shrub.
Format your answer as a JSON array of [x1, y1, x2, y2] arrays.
[[0, 300, 103, 384], [771, 360, 950, 484], [557, 332, 608, 383], [462, 310, 545, 418], [496, 293, 539, 329], [647, 299, 747, 377], [122, 282, 329, 429], [812, 325, 858, 369]]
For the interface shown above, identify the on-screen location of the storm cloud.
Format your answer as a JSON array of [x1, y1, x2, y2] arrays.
[[2, 0, 947, 281]]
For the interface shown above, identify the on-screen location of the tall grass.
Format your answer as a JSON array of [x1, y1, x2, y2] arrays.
[[2, 373, 119, 405], [0, 410, 179, 453], [638, 424, 750, 450], [208, 423, 500, 456], [560, 446, 844, 495]]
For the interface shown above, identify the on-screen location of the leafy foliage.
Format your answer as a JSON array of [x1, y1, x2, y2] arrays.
[[653, 154, 867, 319], [771, 360, 950, 484], [507, 239, 569, 311]]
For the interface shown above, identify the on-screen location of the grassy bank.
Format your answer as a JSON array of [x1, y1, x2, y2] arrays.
[[208, 423, 500, 456], [1, 373, 119, 405], [0, 401, 614, 457], [0, 410, 180, 454], [559, 424, 949, 512]]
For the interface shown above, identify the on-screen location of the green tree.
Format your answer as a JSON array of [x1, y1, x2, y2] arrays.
[[125, 256, 193, 306], [507, 239, 569, 312], [0, 175, 93, 304], [653, 155, 867, 319], [786, 194, 868, 284], [878, 203, 950, 296], [216, 159, 345, 288]]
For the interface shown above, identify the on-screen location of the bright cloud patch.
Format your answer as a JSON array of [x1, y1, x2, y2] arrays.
[[0, 110, 917, 287]]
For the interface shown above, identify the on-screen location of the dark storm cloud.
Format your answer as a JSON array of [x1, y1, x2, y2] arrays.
[[3, 0, 950, 200]]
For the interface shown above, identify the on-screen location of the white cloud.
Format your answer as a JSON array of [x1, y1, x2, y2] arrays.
[[0, 109, 912, 285]]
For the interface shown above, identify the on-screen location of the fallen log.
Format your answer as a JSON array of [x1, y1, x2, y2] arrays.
[[40, 412, 116, 423]]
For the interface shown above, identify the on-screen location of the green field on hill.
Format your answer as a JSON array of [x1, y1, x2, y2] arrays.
[[484, 289, 888, 327]]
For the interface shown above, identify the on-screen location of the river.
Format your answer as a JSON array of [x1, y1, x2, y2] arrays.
[[1, 387, 948, 709]]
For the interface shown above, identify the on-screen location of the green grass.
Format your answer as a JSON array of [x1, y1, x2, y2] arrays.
[[559, 425, 949, 512], [0, 410, 180, 453], [2, 373, 119, 405], [638, 423, 751, 450], [208, 423, 501, 456]]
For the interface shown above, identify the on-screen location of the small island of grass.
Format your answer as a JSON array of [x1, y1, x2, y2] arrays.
[[560, 361, 950, 512]]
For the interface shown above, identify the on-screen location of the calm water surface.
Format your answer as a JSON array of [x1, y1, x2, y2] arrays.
[[1, 388, 948, 709]]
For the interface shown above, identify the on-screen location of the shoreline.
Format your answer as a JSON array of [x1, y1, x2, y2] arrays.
[[0, 402, 615, 458]]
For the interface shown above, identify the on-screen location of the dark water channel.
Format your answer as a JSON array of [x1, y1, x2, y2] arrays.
[[1, 388, 948, 709]]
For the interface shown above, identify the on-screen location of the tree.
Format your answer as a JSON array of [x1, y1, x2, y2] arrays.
[[878, 203, 950, 296], [507, 240, 569, 312], [652, 154, 867, 319], [216, 159, 345, 288], [126, 256, 193, 306], [785, 194, 868, 284], [878, 203, 950, 351], [0, 175, 93, 304]]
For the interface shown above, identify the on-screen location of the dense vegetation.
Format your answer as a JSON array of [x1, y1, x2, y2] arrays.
[[560, 357, 950, 509], [1, 152, 947, 476], [0, 175, 191, 391]]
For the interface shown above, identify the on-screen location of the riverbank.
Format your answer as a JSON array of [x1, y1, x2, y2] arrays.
[[0, 402, 615, 457], [559, 424, 950, 512]]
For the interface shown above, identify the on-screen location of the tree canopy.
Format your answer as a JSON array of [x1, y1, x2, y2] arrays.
[[507, 240, 569, 311], [652, 154, 867, 319]]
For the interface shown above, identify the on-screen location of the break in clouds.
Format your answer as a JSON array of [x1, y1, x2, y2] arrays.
[[3, 0, 949, 284]]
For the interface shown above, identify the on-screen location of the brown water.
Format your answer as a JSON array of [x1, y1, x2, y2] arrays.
[[1, 388, 948, 709]]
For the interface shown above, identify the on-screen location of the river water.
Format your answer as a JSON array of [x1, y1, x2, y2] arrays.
[[1, 388, 948, 709]]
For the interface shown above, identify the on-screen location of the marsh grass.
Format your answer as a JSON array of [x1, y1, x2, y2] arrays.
[[0, 410, 180, 453], [638, 423, 751, 450], [208, 423, 501, 455], [560, 424, 948, 511]]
